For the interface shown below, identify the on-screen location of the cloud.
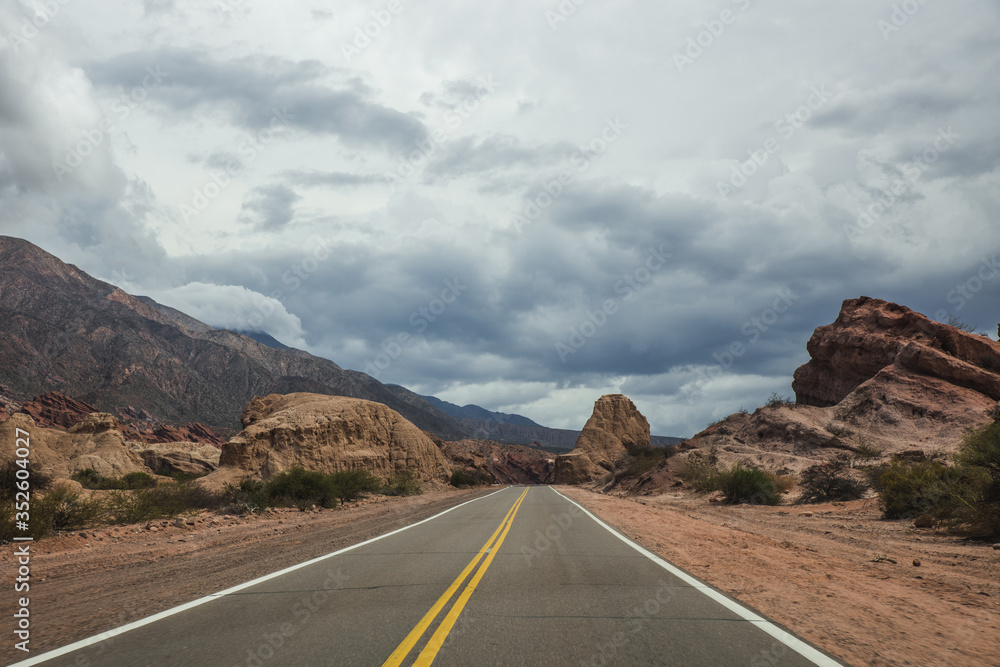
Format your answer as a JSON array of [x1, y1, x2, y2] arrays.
[[82, 49, 428, 153], [237, 184, 301, 230], [142, 282, 308, 348]]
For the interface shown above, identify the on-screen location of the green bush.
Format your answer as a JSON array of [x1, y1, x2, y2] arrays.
[[0, 459, 52, 500], [868, 459, 969, 520], [852, 438, 884, 460], [953, 421, 1000, 537], [1, 484, 105, 541], [265, 467, 339, 510], [222, 478, 270, 514], [450, 469, 493, 488], [329, 469, 381, 504], [106, 483, 224, 524], [382, 471, 423, 496], [72, 469, 157, 490], [714, 464, 784, 505], [796, 456, 868, 504]]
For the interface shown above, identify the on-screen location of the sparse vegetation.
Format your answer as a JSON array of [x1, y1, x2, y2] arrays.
[[852, 437, 884, 460], [796, 456, 869, 504], [381, 471, 423, 496], [714, 464, 786, 505], [264, 467, 340, 510], [0, 458, 52, 498], [945, 314, 977, 333], [825, 423, 854, 439], [450, 469, 493, 487], [765, 392, 795, 408], [72, 469, 158, 490], [105, 482, 224, 524], [622, 445, 674, 478]]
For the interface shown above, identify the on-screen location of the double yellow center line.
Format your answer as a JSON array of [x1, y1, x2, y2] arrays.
[[382, 488, 529, 666]]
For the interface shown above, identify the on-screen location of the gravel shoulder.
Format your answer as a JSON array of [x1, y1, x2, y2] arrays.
[[560, 487, 1000, 667], [0, 487, 494, 665]]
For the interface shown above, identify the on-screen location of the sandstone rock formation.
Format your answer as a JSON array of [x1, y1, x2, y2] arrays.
[[631, 298, 1000, 494], [793, 296, 1000, 407], [204, 393, 452, 485], [124, 422, 226, 447], [0, 413, 150, 479], [552, 394, 650, 484], [129, 441, 221, 476]]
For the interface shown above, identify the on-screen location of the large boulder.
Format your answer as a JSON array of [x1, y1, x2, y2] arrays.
[[551, 394, 650, 483], [205, 393, 452, 484], [792, 296, 1000, 407], [0, 412, 150, 478], [129, 441, 221, 475]]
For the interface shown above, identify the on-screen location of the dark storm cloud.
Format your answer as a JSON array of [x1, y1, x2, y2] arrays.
[[83, 49, 427, 153], [237, 184, 301, 230]]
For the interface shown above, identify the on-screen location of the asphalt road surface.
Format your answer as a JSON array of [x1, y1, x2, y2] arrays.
[[15, 486, 843, 666]]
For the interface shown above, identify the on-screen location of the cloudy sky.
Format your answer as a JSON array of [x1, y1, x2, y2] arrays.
[[1, 0, 999, 437]]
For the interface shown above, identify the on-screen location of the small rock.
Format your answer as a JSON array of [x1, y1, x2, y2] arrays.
[[802, 512, 814, 517], [174, 518, 186, 528], [78, 532, 87, 539], [914, 515, 935, 528], [993, 544, 1000, 550], [912, 559, 921, 567]]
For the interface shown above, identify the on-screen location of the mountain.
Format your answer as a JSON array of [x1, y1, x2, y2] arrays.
[[417, 394, 541, 426], [227, 330, 289, 350], [0, 236, 465, 439]]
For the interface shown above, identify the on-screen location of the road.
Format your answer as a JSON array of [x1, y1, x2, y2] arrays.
[[14, 486, 842, 666]]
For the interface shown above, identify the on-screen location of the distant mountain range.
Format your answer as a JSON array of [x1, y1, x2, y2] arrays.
[[0, 235, 684, 446], [0, 236, 464, 439]]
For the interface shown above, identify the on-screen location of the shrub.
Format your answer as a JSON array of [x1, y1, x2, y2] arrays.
[[953, 421, 1000, 537], [714, 464, 784, 505], [623, 446, 674, 478], [222, 479, 269, 515], [450, 469, 492, 488], [825, 423, 854, 439], [382, 471, 423, 496], [265, 467, 339, 510], [677, 451, 721, 493], [72, 469, 157, 490], [868, 459, 968, 520], [852, 438, 884, 460], [329, 469, 381, 504], [796, 456, 869, 503], [106, 483, 224, 524], [765, 392, 795, 408], [1, 484, 105, 541], [0, 459, 52, 500]]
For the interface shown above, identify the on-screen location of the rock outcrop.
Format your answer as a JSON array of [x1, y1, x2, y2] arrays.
[[0, 413, 150, 479], [793, 297, 1000, 407], [630, 298, 1000, 494], [205, 393, 452, 485], [552, 394, 650, 484], [129, 441, 221, 476], [440, 439, 553, 485], [19, 391, 99, 429], [124, 422, 226, 447]]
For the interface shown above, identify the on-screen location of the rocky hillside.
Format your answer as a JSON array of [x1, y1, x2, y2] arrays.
[[0, 236, 464, 439], [631, 297, 1000, 493], [551, 394, 651, 483], [440, 439, 553, 484], [201, 393, 453, 487]]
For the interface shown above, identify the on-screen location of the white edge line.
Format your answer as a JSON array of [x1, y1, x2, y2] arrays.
[[12, 487, 512, 667], [550, 488, 844, 667]]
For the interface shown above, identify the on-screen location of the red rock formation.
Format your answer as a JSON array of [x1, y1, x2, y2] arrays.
[[793, 297, 1000, 407], [124, 423, 226, 447], [440, 439, 553, 485], [19, 391, 99, 429]]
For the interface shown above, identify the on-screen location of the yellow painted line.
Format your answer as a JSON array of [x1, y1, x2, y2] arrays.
[[381, 488, 528, 667], [413, 489, 527, 666]]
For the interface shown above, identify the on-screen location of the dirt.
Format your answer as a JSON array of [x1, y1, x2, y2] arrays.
[[0, 488, 492, 665], [560, 487, 1000, 667]]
